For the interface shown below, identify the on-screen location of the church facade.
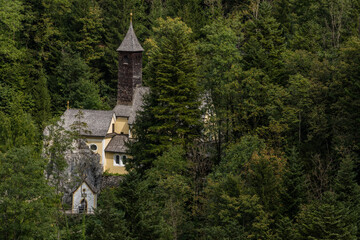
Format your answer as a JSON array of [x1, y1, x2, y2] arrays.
[[61, 20, 148, 175]]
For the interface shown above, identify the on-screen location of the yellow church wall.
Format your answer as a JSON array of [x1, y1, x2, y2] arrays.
[[86, 137, 106, 171], [103, 137, 112, 170], [85, 138, 103, 156], [104, 137, 111, 150], [104, 152, 127, 174], [107, 115, 117, 134], [115, 117, 129, 134]]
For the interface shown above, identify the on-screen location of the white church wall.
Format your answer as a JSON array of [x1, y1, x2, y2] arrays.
[[72, 182, 97, 214]]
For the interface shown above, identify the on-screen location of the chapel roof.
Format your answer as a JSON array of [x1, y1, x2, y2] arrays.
[[71, 179, 98, 194], [113, 104, 132, 118], [116, 22, 144, 52], [61, 109, 114, 137], [105, 134, 128, 153]]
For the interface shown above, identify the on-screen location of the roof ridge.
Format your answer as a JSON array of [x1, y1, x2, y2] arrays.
[[66, 109, 114, 113]]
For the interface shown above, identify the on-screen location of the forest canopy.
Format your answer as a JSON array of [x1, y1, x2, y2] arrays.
[[1, 0, 360, 239]]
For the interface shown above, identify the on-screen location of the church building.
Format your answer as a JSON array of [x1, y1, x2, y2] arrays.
[[61, 19, 148, 175]]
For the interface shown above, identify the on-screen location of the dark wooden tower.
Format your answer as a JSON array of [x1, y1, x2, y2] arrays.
[[116, 18, 144, 105]]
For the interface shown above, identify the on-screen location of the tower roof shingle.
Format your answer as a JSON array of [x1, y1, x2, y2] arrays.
[[117, 22, 144, 52]]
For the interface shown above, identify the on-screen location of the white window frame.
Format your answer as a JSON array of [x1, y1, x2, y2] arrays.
[[114, 154, 126, 167]]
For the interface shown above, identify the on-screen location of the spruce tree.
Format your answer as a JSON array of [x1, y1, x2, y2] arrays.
[[295, 192, 357, 239], [282, 148, 307, 218], [128, 17, 202, 172], [333, 153, 360, 238], [241, 1, 285, 83]]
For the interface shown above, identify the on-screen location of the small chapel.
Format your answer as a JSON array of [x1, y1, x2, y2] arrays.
[[61, 17, 148, 175]]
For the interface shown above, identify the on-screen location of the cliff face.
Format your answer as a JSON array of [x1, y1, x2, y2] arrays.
[[46, 140, 103, 207]]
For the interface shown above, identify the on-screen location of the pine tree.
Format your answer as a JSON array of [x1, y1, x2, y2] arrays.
[[128, 17, 202, 172]]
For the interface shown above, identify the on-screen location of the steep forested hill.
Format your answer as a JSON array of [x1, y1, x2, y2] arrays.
[[1, 0, 360, 239]]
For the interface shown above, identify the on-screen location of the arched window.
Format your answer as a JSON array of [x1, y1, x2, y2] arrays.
[[114, 154, 126, 167]]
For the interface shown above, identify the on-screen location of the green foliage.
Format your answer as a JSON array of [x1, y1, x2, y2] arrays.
[[295, 192, 357, 239], [49, 50, 103, 112], [242, 149, 286, 215], [198, 18, 243, 142], [332, 37, 360, 150], [203, 175, 275, 239], [43, 119, 73, 190], [215, 135, 265, 177], [128, 17, 202, 172], [241, 2, 285, 82], [145, 145, 192, 240], [333, 153, 360, 237], [1, 0, 360, 238], [282, 148, 307, 217], [0, 85, 38, 151], [0, 147, 57, 239], [203, 135, 286, 238], [0, 0, 24, 61], [86, 188, 131, 240]]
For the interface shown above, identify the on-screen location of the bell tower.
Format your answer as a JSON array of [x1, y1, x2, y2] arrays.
[[116, 13, 144, 105]]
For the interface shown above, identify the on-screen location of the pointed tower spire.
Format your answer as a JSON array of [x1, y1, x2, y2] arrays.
[[116, 15, 144, 105], [116, 13, 144, 52]]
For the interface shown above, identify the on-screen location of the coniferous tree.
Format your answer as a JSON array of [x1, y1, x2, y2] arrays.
[[198, 18, 243, 144], [241, 1, 285, 83], [295, 192, 357, 239], [142, 145, 192, 240], [282, 148, 307, 218], [333, 153, 360, 237], [128, 17, 202, 172]]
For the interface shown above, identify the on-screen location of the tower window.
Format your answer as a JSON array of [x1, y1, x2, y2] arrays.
[[123, 55, 129, 64]]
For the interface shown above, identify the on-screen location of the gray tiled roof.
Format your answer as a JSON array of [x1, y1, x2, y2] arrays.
[[117, 22, 144, 52], [105, 135, 128, 153], [71, 178, 98, 194], [113, 104, 132, 117], [61, 109, 114, 137]]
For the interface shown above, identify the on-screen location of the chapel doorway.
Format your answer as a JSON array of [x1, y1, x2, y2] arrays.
[[79, 199, 88, 213]]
